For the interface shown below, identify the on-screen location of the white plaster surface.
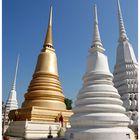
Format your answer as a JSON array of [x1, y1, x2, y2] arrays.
[[6, 121, 62, 139]]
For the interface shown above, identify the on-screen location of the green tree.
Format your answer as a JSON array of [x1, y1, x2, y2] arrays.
[[64, 98, 72, 110]]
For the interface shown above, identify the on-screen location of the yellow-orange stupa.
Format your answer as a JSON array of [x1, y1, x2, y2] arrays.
[[7, 6, 72, 139]]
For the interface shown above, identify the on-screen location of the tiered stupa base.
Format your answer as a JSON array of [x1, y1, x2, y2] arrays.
[[7, 121, 61, 139], [6, 106, 72, 139], [8, 106, 72, 122], [65, 127, 134, 140]]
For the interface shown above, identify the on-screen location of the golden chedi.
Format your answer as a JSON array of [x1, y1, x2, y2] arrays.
[[7, 6, 72, 139], [22, 7, 66, 111]]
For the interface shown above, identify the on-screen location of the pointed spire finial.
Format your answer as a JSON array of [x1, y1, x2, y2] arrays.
[[12, 54, 19, 90], [94, 4, 98, 24], [92, 4, 103, 48], [49, 6, 52, 26], [43, 6, 53, 49], [117, 0, 128, 41]]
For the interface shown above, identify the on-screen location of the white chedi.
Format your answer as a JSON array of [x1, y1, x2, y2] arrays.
[[65, 5, 134, 140], [5, 89, 18, 119], [5, 55, 19, 122], [3, 55, 19, 133], [113, 0, 138, 131]]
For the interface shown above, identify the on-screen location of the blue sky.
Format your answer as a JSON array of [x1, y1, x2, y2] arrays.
[[2, 0, 138, 107]]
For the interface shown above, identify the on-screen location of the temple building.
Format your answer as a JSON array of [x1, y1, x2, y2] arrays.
[[3, 55, 19, 133], [6, 6, 72, 139], [113, 0, 138, 134], [65, 4, 135, 140]]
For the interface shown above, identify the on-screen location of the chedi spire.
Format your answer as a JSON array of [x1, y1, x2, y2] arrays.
[[43, 6, 53, 48], [65, 4, 134, 140], [117, 0, 128, 41], [92, 5, 102, 48]]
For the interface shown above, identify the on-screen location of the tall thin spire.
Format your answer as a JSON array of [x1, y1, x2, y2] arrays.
[[117, 0, 128, 41], [11, 54, 19, 90], [4, 55, 19, 127], [92, 4, 102, 48], [43, 6, 53, 48], [5, 55, 19, 111]]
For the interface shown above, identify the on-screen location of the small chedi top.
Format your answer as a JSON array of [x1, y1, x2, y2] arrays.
[[65, 4, 134, 140], [113, 0, 138, 132]]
